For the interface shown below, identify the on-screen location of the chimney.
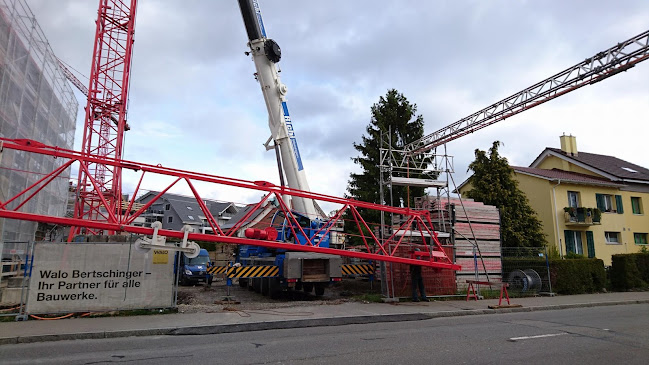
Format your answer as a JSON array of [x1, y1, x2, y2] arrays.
[[559, 134, 578, 157]]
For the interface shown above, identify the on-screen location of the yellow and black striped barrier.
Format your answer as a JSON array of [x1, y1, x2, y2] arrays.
[[207, 266, 229, 275], [207, 265, 279, 278], [342, 264, 375, 276]]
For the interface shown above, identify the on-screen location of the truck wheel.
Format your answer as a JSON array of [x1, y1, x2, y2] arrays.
[[269, 278, 281, 299], [314, 283, 325, 296], [253, 278, 262, 293], [261, 278, 270, 296], [239, 278, 248, 288], [303, 282, 313, 294], [295, 281, 303, 291]]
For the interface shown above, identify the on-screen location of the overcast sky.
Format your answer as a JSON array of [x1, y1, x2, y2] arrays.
[[27, 0, 649, 211]]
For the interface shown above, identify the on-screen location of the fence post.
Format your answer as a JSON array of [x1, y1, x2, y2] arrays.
[[545, 246, 554, 295], [173, 247, 181, 307], [473, 246, 480, 297], [16, 241, 33, 321]]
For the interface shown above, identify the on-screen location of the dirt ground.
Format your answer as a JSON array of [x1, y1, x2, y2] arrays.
[[176, 277, 381, 313]]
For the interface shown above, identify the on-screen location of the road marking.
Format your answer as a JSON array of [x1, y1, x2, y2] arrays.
[[509, 333, 568, 342]]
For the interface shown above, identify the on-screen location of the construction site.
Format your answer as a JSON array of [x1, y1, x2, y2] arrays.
[[1, 0, 649, 321]]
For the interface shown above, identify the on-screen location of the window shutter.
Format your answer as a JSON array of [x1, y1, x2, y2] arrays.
[[586, 231, 595, 258], [564, 230, 575, 254], [596, 194, 605, 211], [615, 195, 624, 214]]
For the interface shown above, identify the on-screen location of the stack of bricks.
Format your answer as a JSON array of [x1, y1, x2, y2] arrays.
[[384, 242, 457, 297], [417, 196, 503, 291]]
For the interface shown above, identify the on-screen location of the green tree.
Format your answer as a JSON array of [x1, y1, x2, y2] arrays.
[[345, 89, 426, 244], [465, 141, 547, 249]]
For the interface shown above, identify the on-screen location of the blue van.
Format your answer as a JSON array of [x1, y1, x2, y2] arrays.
[[176, 248, 213, 286]]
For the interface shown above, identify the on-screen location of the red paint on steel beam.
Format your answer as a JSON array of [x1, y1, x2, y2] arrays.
[[71, 0, 138, 238], [0, 209, 460, 270], [1, 138, 430, 217], [0, 138, 458, 270]]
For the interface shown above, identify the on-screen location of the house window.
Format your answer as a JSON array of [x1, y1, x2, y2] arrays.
[[605, 231, 620, 244], [188, 215, 194, 220], [596, 194, 623, 214], [567, 191, 579, 208], [631, 197, 643, 215], [564, 230, 583, 255], [167, 216, 173, 224], [634, 233, 648, 245], [602, 194, 613, 212], [165, 203, 170, 211], [187, 206, 193, 211]]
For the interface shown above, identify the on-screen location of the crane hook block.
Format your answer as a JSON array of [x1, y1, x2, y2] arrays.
[[264, 39, 281, 63]]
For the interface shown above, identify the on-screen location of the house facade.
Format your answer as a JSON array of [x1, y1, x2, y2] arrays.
[[136, 192, 239, 233], [459, 135, 648, 265]]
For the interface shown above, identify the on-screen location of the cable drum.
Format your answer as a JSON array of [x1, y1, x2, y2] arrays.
[[524, 269, 543, 291], [507, 269, 532, 292]]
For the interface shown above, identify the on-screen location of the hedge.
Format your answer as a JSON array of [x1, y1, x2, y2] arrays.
[[502, 257, 606, 295], [610, 253, 649, 291], [549, 259, 606, 295]]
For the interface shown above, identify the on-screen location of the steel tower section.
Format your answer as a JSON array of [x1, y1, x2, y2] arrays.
[[70, 0, 138, 238]]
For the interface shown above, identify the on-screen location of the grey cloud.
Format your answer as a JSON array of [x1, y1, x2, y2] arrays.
[[26, 0, 649, 200]]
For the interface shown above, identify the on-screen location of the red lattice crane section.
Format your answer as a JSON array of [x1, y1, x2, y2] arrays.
[[70, 0, 138, 238], [0, 138, 459, 270]]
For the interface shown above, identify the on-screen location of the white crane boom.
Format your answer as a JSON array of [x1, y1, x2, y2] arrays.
[[237, 0, 317, 218]]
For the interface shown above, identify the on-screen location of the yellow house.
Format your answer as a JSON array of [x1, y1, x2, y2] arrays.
[[458, 135, 649, 265]]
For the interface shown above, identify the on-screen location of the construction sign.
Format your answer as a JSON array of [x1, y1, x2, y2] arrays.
[[26, 242, 174, 314]]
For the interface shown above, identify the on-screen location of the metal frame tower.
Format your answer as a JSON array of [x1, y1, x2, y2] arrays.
[[69, 0, 138, 238]]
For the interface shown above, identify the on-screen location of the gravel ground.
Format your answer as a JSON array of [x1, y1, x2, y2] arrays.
[[176, 277, 381, 313]]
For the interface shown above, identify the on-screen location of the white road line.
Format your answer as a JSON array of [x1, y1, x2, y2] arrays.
[[508, 333, 569, 342]]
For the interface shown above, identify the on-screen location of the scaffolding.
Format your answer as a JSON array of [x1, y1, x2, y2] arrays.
[[377, 129, 454, 298], [0, 0, 78, 242]]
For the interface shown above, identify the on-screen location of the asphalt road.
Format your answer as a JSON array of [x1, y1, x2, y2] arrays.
[[1, 304, 648, 364]]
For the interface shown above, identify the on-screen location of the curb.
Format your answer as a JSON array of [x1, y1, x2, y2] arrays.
[[1, 299, 647, 345]]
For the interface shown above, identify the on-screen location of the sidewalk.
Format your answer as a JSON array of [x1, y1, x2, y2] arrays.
[[1, 291, 648, 345]]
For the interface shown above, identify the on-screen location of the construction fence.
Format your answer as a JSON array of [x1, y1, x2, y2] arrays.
[[0, 240, 31, 318], [380, 245, 553, 300], [0, 240, 179, 319]]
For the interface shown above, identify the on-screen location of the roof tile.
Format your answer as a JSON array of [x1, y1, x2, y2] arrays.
[[512, 166, 624, 186], [547, 148, 649, 181]]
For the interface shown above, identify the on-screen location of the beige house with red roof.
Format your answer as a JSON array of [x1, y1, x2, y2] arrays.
[[460, 135, 649, 265]]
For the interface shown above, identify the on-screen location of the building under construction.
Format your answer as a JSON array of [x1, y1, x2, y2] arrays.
[[0, 0, 78, 242]]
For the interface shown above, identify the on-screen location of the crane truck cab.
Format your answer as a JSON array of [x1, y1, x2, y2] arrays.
[[175, 248, 213, 286]]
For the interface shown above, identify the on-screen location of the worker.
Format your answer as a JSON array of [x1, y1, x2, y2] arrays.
[[410, 248, 429, 302]]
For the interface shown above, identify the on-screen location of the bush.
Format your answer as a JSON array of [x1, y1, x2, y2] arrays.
[[610, 253, 649, 291], [550, 259, 606, 294]]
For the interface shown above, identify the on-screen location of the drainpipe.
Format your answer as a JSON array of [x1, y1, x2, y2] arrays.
[[552, 179, 563, 258]]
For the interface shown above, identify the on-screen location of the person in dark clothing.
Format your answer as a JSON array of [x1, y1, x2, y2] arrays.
[[410, 261, 429, 302]]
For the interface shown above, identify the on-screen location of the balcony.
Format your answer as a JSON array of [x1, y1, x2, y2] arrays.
[[564, 207, 601, 226]]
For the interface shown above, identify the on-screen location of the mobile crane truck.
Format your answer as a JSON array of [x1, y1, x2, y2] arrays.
[[234, 0, 342, 298]]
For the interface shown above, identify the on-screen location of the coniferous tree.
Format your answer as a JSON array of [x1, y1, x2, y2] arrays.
[[465, 141, 547, 249], [345, 89, 426, 244]]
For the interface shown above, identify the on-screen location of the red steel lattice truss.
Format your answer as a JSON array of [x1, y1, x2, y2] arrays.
[[0, 138, 459, 269], [70, 0, 138, 238]]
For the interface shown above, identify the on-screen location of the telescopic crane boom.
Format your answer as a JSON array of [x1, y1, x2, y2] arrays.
[[237, 0, 318, 219]]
